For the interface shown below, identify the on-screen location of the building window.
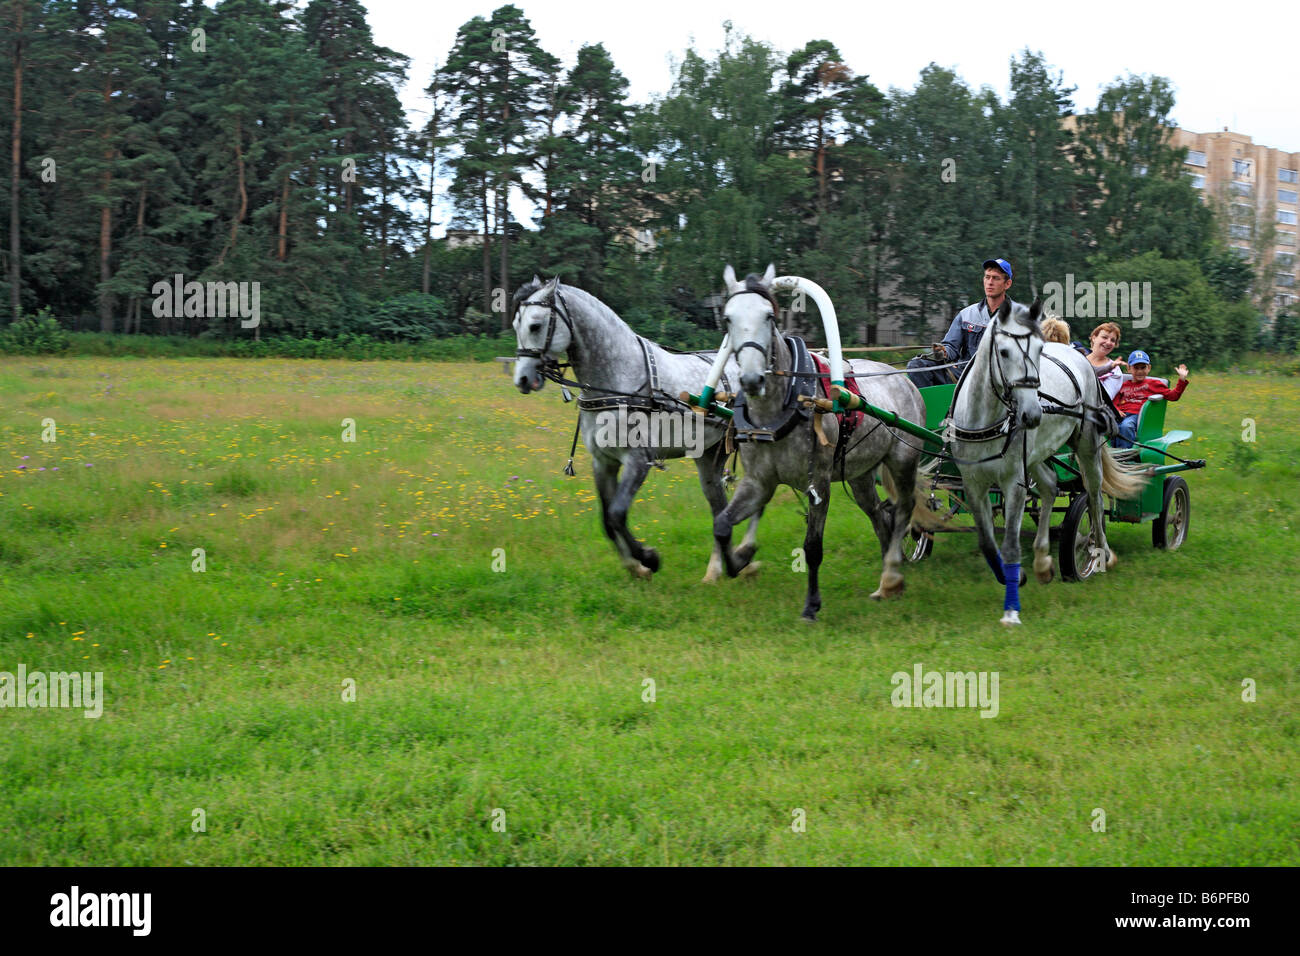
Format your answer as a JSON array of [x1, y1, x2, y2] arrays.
[[1133, 164, 1148, 177], [1230, 202, 1253, 218], [1278, 273, 1296, 288], [1229, 223, 1252, 238], [1280, 189, 1299, 205], [1277, 294, 1294, 310], [1187, 173, 1205, 189], [1231, 246, 1251, 259], [1233, 158, 1252, 178], [1280, 232, 1297, 246], [1280, 210, 1299, 225], [1230, 182, 1253, 197], [1281, 169, 1299, 184], [1278, 253, 1297, 268], [1185, 150, 1207, 167]]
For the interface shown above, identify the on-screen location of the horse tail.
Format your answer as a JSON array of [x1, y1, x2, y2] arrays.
[[1100, 445, 1149, 500], [880, 462, 949, 532]]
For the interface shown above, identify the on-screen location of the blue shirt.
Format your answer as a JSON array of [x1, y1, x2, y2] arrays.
[[937, 298, 1019, 363]]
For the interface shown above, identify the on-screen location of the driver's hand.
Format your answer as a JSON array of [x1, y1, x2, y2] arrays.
[[931, 343, 948, 360]]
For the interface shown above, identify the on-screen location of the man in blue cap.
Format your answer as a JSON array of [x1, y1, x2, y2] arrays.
[[907, 258, 1018, 388]]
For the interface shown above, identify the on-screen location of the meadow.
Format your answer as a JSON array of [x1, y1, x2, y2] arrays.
[[0, 355, 1296, 865]]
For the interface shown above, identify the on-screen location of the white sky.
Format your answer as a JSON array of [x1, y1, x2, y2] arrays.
[[362, 0, 1300, 229]]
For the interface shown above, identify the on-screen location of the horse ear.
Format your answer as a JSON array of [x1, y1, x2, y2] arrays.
[[997, 300, 1011, 321], [544, 275, 560, 291], [762, 263, 776, 286], [723, 264, 737, 290], [532, 274, 542, 286], [1028, 298, 1043, 323]]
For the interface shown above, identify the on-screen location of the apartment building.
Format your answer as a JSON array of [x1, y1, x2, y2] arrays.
[[1169, 126, 1299, 314]]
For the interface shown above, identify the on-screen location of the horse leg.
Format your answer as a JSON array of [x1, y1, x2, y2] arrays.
[[965, 479, 1005, 585], [849, 472, 903, 600], [695, 453, 732, 583], [594, 454, 657, 579], [997, 478, 1029, 625], [1030, 460, 1057, 583], [734, 507, 763, 566], [713, 475, 771, 578], [1077, 433, 1114, 573], [848, 469, 893, 557], [801, 470, 832, 621]]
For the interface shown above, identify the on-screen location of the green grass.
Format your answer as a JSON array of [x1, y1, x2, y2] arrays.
[[0, 355, 1296, 865]]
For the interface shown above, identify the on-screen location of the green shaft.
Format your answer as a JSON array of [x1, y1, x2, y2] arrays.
[[838, 390, 942, 443]]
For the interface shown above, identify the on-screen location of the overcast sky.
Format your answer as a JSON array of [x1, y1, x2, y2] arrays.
[[361, 0, 1299, 228]]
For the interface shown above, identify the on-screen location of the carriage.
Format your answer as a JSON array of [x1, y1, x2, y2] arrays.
[[683, 273, 1206, 609], [900, 379, 1205, 579]]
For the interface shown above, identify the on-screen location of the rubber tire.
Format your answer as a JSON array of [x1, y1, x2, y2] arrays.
[[1058, 494, 1103, 582], [1152, 476, 1190, 550]]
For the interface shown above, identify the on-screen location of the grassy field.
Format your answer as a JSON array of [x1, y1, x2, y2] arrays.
[[0, 355, 1296, 865]]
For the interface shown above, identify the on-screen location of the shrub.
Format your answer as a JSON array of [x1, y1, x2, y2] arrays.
[[360, 293, 455, 341], [0, 308, 70, 355]]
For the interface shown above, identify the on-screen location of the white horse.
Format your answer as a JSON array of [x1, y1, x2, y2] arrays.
[[946, 298, 1147, 623], [709, 265, 940, 621], [512, 276, 760, 581]]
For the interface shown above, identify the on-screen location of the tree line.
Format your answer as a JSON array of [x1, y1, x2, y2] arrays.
[[0, 1, 1275, 363]]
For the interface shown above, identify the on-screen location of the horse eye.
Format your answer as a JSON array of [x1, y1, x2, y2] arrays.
[[999, 349, 1010, 358], [529, 323, 541, 333]]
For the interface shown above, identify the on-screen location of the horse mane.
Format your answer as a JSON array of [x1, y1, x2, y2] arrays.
[[511, 277, 548, 309]]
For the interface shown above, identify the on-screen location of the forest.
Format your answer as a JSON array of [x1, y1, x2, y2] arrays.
[[1, 0, 1286, 362]]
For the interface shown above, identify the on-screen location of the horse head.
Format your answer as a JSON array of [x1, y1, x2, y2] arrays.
[[512, 276, 573, 394], [991, 298, 1045, 430], [721, 263, 778, 397]]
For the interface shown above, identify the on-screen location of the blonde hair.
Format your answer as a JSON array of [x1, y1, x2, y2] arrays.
[[1040, 315, 1072, 344]]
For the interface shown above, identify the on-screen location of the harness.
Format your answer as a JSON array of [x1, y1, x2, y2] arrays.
[[729, 334, 817, 442], [514, 284, 731, 474]]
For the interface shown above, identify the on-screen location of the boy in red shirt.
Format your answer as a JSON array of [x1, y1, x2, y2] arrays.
[[1114, 350, 1189, 448]]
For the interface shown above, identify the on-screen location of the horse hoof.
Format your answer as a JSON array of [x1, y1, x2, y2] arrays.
[[870, 578, 905, 600], [1036, 566, 1054, 584], [642, 548, 661, 573], [1018, 569, 1028, 586], [734, 543, 758, 564], [1000, 610, 1022, 625], [1106, 549, 1118, 570], [738, 561, 763, 578], [701, 569, 721, 584], [630, 564, 653, 580], [801, 611, 818, 623]]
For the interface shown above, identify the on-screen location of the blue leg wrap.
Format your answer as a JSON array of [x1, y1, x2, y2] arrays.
[[1003, 562, 1021, 612]]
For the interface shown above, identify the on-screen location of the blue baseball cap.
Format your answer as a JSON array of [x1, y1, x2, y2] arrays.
[[982, 258, 1013, 280], [1128, 350, 1151, 366]]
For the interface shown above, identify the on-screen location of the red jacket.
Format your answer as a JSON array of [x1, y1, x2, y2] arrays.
[[1115, 376, 1187, 416]]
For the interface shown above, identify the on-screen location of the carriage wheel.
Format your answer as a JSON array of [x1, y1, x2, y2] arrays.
[[1152, 476, 1190, 551], [1059, 494, 1105, 582], [904, 491, 947, 562], [906, 526, 933, 561]]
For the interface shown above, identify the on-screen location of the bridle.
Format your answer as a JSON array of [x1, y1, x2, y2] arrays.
[[514, 284, 576, 373], [724, 287, 782, 371], [988, 319, 1042, 412]]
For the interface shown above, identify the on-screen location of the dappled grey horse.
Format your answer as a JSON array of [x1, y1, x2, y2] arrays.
[[946, 298, 1147, 623], [709, 265, 939, 621], [512, 277, 760, 580]]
